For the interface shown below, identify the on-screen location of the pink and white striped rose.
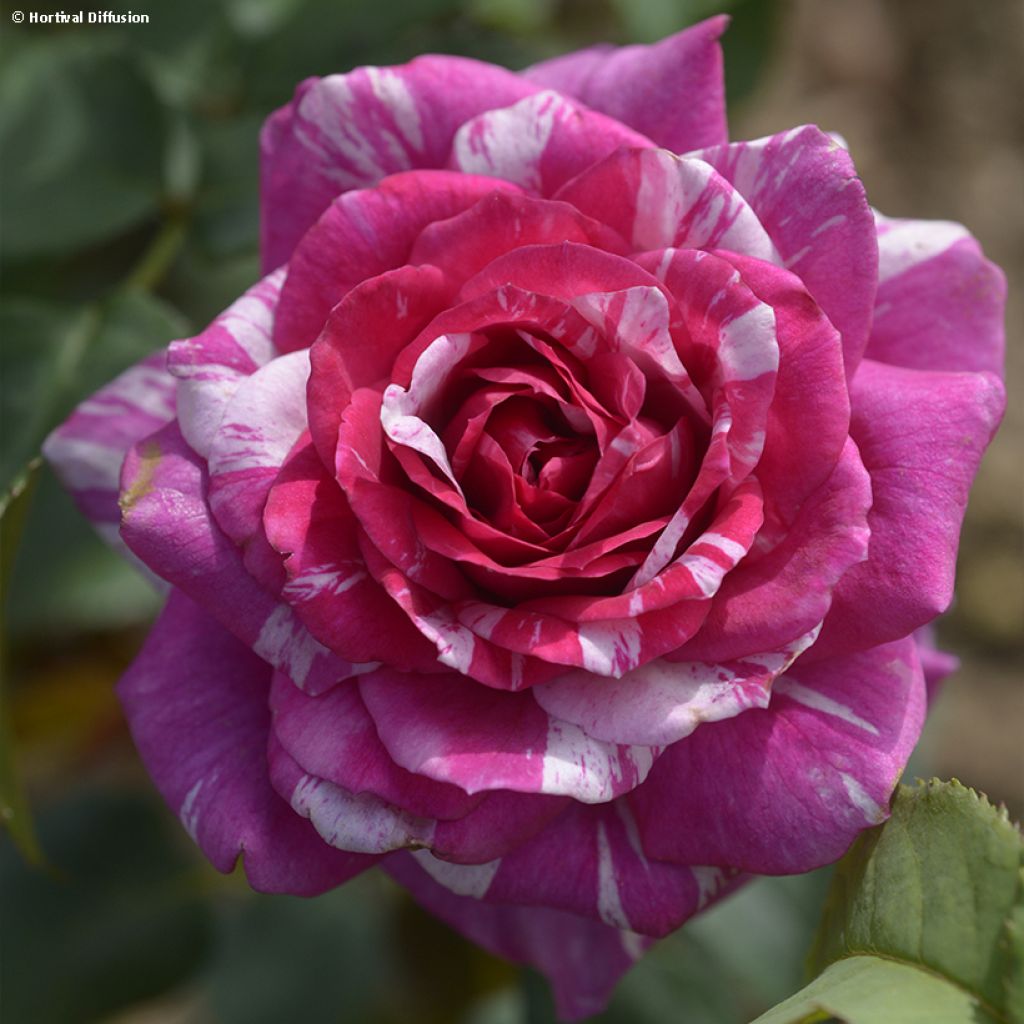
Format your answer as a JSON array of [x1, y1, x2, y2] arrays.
[[45, 17, 1005, 1019]]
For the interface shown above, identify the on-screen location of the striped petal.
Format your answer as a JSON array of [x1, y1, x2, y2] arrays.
[[556, 148, 779, 259], [359, 667, 659, 803], [207, 350, 310, 546], [43, 349, 176, 550], [261, 59, 538, 270], [168, 269, 282, 459], [410, 801, 741, 938], [866, 213, 1006, 375], [695, 126, 877, 378], [118, 591, 373, 894], [120, 422, 363, 694], [532, 623, 820, 746], [450, 90, 651, 195], [388, 850, 652, 1022], [629, 638, 926, 874], [523, 15, 728, 154]]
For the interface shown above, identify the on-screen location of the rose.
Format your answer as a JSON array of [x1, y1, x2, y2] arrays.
[[45, 17, 1005, 1018]]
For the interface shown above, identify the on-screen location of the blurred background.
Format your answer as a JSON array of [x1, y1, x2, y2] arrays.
[[1, 1, 1021, 1022]]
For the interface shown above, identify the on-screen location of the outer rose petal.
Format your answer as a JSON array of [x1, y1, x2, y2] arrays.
[[630, 638, 926, 874], [118, 591, 374, 894], [42, 350, 176, 551], [813, 358, 1005, 657], [261, 58, 539, 270], [411, 802, 740, 937], [696, 126, 877, 378], [207, 349, 311, 547], [386, 851, 652, 1022], [168, 268, 282, 459], [120, 422, 361, 694], [866, 214, 1006, 375], [523, 16, 728, 154]]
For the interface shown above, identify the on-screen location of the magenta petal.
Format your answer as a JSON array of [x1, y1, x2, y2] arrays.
[[813, 358, 1005, 656], [168, 269, 282, 459], [118, 591, 373, 894], [360, 667, 658, 802], [120, 422, 360, 694], [523, 16, 728, 154], [207, 350, 310, 547], [386, 851, 651, 1021], [269, 671, 478, 820], [273, 170, 517, 354], [674, 438, 870, 663], [43, 350, 177, 547], [261, 59, 538, 270], [631, 638, 926, 874], [415, 801, 741, 936], [867, 214, 1006, 375], [450, 90, 652, 195], [696, 127, 877, 378]]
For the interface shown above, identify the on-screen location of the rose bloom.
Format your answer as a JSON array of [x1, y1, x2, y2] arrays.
[[45, 17, 1004, 1018]]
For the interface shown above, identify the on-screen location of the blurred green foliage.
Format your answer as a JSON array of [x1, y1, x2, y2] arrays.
[[0, 2, 862, 1022]]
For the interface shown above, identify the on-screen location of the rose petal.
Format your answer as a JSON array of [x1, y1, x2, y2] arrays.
[[630, 637, 926, 873], [450, 90, 652, 194], [813, 358, 1005, 656], [120, 422, 361, 694], [261, 58, 539, 269], [695, 126, 877, 378], [866, 213, 1006, 375], [168, 269, 282, 459], [360, 667, 658, 803], [43, 350, 176, 554], [533, 624, 820, 746], [264, 435, 441, 669], [387, 851, 652, 1022], [414, 801, 741, 938], [524, 16, 728, 154], [273, 170, 519, 354], [207, 350, 310, 547], [118, 591, 372, 894], [555, 148, 778, 260]]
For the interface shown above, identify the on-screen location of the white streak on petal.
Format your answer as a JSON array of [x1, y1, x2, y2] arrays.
[[839, 772, 887, 823], [179, 779, 204, 842], [411, 850, 501, 898], [596, 821, 631, 929], [773, 677, 880, 735]]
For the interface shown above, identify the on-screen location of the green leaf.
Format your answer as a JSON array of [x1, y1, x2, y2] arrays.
[[750, 955, 994, 1024], [755, 780, 1024, 1024], [0, 38, 166, 261]]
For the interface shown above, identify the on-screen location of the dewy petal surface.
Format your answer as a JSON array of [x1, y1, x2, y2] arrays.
[[118, 591, 374, 894]]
